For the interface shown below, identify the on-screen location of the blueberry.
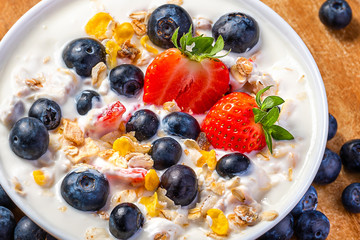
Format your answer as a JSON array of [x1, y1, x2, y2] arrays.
[[291, 186, 318, 218], [341, 182, 360, 213], [109, 203, 144, 240], [319, 0, 352, 30], [340, 139, 360, 172], [328, 113, 337, 140], [76, 90, 100, 115], [212, 12, 259, 53], [0, 206, 16, 239], [109, 64, 144, 98], [215, 153, 251, 179], [313, 148, 341, 184], [150, 137, 182, 170], [14, 216, 48, 240], [28, 98, 61, 130], [257, 213, 294, 240], [62, 38, 106, 77], [160, 165, 198, 206], [147, 4, 193, 49], [0, 185, 14, 209], [60, 168, 109, 211], [9, 117, 49, 160], [295, 210, 330, 240], [162, 112, 200, 140], [126, 109, 159, 141]]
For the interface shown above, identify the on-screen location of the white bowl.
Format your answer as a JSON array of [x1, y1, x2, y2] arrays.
[[0, 0, 327, 239]]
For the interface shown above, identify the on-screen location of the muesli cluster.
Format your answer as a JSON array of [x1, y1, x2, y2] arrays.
[[0, 0, 310, 239]]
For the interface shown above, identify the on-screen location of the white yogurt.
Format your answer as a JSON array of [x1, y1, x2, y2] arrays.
[[0, 0, 320, 239]]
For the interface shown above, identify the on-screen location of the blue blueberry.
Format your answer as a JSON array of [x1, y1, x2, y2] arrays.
[[0, 185, 14, 209], [147, 4, 193, 49], [341, 182, 360, 213], [126, 109, 159, 141], [14, 216, 47, 240], [291, 186, 318, 218], [62, 38, 106, 77], [109, 203, 144, 240], [109, 64, 144, 98], [160, 165, 198, 206], [150, 137, 182, 170], [9, 117, 49, 160], [327, 113, 337, 140], [162, 112, 200, 140], [60, 168, 109, 211], [0, 206, 16, 239], [340, 139, 360, 171], [216, 153, 251, 179], [257, 213, 294, 240], [212, 12, 259, 53], [28, 98, 62, 130], [295, 210, 330, 240], [76, 90, 100, 115], [319, 0, 352, 30], [313, 148, 341, 184]]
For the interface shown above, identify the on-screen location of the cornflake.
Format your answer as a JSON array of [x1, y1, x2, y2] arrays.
[[197, 150, 217, 170], [167, 0, 183, 5], [114, 22, 134, 45], [141, 35, 159, 55], [140, 192, 163, 217], [111, 190, 137, 205], [206, 209, 229, 236], [145, 169, 160, 191], [85, 12, 114, 40], [105, 40, 121, 69], [62, 119, 84, 146], [163, 100, 181, 112], [32, 170, 54, 188], [154, 232, 170, 240]]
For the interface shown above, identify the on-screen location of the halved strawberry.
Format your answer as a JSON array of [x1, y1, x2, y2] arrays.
[[143, 27, 230, 114], [202, 87, 294, 153], [202, 92, 266, 153]]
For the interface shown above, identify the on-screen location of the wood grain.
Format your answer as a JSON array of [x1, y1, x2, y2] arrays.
[[1, 0, 359, 239]]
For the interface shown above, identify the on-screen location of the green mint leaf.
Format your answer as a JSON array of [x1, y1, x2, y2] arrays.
[[253, 108, 267, 123], [189, 36, 214, 55], [260, 107, 279, 127], [263, 128, 273, 154], [179, 26, 192, 52], [171, 27, 179, 49], [261, 96, 285, 111], [207, 35, 225, 56], [255, 85, 272, 107], [268, 125, 294, 140]]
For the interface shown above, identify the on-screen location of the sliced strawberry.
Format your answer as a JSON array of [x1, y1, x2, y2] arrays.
[[201, 92, 266, 153], [105, 168, 148, 186], [143, 27, 230, 114], [93, 101, 126, 137]]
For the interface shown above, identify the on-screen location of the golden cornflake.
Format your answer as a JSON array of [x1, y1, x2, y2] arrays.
[[114, 22, 134, 46], [197, 150, 217, 170], [206, 209, 229, 236], [163, 100, 181, 112], [113, 136, 135, 156], [167, 0, 183, 5], [140, 35, 159, 55], [105, 40, 120, 69], [188, 207, 202, 220], [32, 170, 53, 187], [85, 12, 114, 40], [63, 119, 84, 146], [72, 138, 100, 164], [63, 146, 79, 157], [145, 169, 160, 191], [111, 189, 137, 205], [100, 130, 123, 144], [140, 192, 162, 217]]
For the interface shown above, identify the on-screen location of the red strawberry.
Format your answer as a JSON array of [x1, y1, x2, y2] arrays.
[[94, 101, 126, 136], [143, 27, 230, 114], [201, 92, 266, 153]]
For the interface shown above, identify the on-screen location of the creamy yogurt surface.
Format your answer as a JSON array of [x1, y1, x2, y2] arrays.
[[0, 0, 321, 239]]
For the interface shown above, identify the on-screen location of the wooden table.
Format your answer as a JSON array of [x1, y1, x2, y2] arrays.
[[1, 0, 359, 239]]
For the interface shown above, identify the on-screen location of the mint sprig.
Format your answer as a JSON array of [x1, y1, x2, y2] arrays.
[[252, 86, 294, 154], [171, 26, 229, 62]]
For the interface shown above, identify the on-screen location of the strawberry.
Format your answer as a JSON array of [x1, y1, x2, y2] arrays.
[[143, 27, 230, 114], [94, 101, 126, 135], [202, 86, 294, 153]]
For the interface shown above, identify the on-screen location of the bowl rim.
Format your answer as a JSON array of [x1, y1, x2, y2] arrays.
[[0, 0, 328, 239]]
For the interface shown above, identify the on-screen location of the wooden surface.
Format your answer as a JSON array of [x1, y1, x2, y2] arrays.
[[1, 0, 360, 239]]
